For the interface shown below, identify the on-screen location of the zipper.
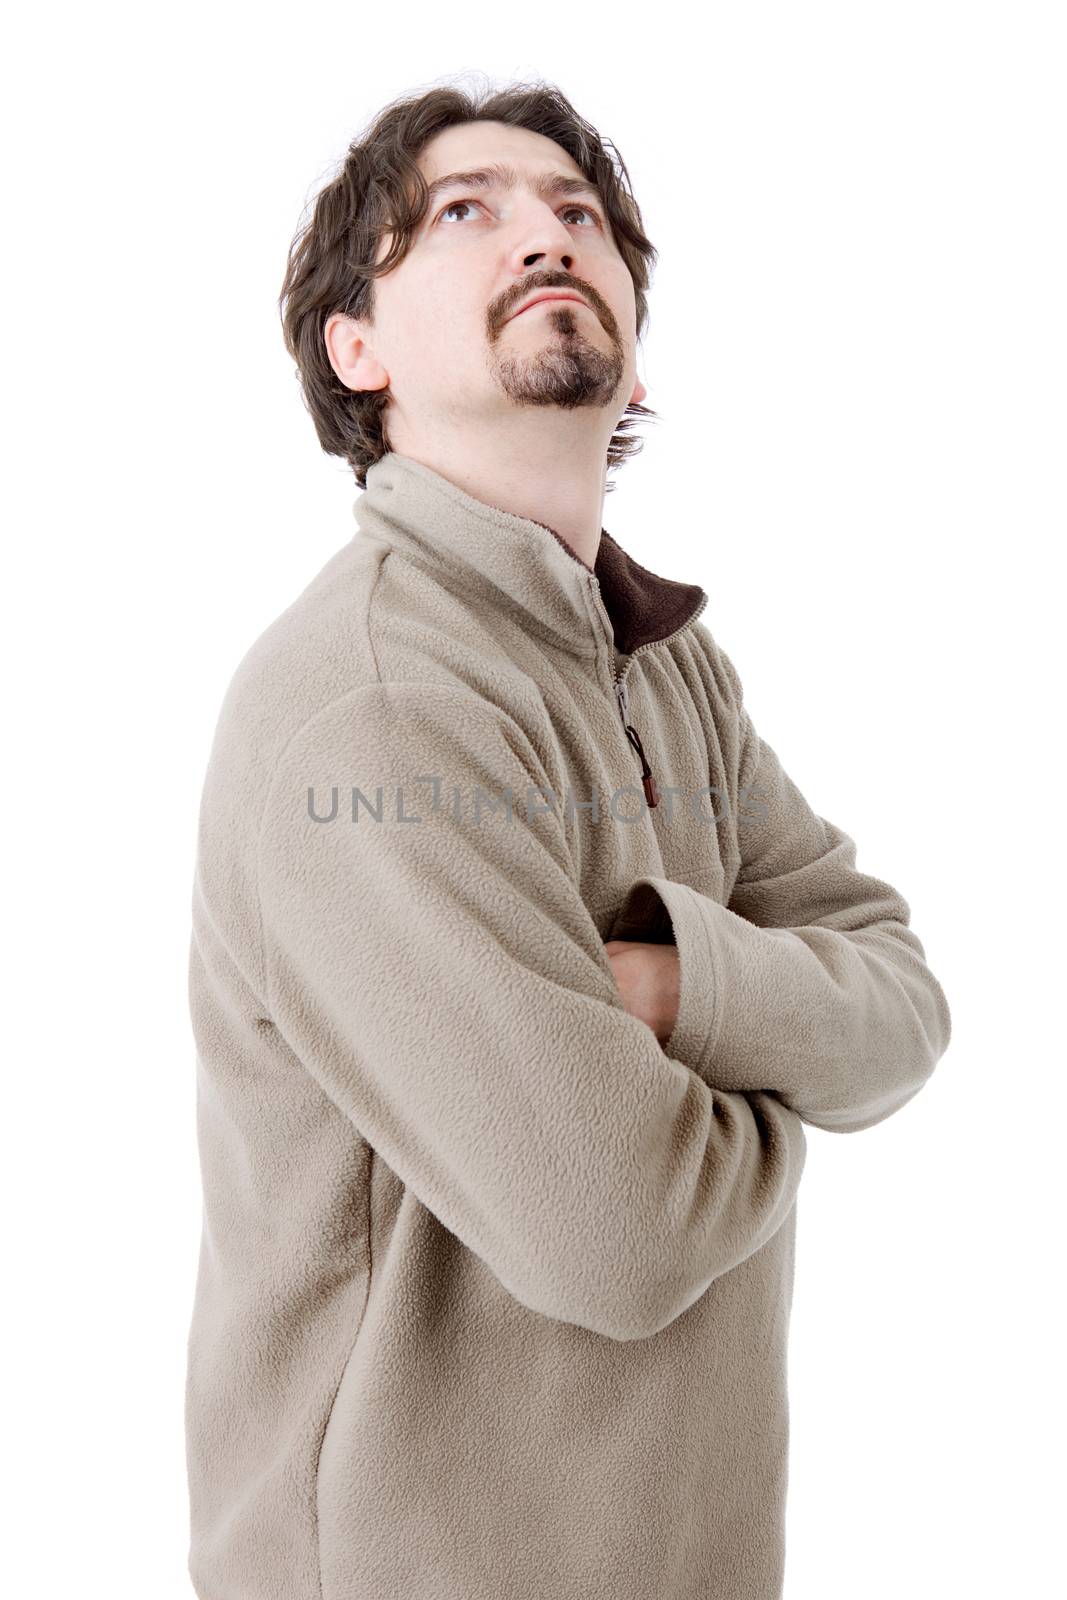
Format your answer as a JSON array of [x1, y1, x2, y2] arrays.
[[589, 576, 709, 810]]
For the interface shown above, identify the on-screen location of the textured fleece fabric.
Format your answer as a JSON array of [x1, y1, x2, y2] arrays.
[[185, 451, 952, 1600]]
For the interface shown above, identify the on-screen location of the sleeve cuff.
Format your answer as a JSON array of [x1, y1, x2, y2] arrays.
[[608, 876, 726, 1077]]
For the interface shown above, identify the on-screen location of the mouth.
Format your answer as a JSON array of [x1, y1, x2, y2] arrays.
[[510, 293, 590, 319]]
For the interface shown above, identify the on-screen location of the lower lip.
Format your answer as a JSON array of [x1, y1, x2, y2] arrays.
[[513, 296, 587, 317]]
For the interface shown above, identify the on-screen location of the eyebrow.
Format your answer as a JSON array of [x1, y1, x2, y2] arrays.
[[420, 162, 604, 213]]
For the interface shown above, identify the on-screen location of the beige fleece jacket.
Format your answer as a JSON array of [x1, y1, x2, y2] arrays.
[[184, 450, 951, 1599]]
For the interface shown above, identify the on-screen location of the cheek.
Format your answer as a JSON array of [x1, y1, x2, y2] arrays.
[[612, 271, 637, 328], [385, 292, 451, 363], [388, 295, 488, 385]]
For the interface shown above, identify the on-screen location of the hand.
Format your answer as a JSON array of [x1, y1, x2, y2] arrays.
[[603, 939, 680, 1048]]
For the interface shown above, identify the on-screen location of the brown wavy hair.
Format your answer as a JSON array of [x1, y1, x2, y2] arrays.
[[277, 74, 660, 492]]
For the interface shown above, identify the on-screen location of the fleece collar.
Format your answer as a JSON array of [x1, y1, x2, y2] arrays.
[[352, 451, 707, 660]]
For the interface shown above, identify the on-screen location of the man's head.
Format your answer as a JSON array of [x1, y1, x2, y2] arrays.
[[279, 79, 659, 491]]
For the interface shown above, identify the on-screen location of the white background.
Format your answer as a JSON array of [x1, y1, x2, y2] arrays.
[[5, 3, 1063, 1595]]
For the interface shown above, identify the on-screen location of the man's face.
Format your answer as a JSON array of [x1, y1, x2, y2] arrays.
[[325, 120, 643, 438]]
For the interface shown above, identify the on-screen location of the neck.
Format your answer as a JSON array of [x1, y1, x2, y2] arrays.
[[384, 424, 610, 571]]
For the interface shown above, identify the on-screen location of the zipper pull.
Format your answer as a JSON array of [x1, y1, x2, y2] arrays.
[[624, 723, 660, 809]]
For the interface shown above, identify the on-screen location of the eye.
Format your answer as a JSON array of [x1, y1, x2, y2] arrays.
[[434, 198, 603, 228], [560, 203, 602, 227]]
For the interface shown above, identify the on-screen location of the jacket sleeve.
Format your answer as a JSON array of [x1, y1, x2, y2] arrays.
[[609, 650, 952, 1136], [255, 681, 806, 1343]]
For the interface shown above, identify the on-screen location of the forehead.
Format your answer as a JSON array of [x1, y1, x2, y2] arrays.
[[416, 120, 588, 188]]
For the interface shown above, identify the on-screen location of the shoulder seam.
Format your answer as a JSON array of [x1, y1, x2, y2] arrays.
[[253, 546, 390, 1010]]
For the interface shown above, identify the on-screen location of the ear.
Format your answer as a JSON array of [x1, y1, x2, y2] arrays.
[[629, 373, 647, 406], [324, 312, 390, 393]]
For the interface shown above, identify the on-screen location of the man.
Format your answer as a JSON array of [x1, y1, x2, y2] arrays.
[[185, 89, 951, 1600]]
